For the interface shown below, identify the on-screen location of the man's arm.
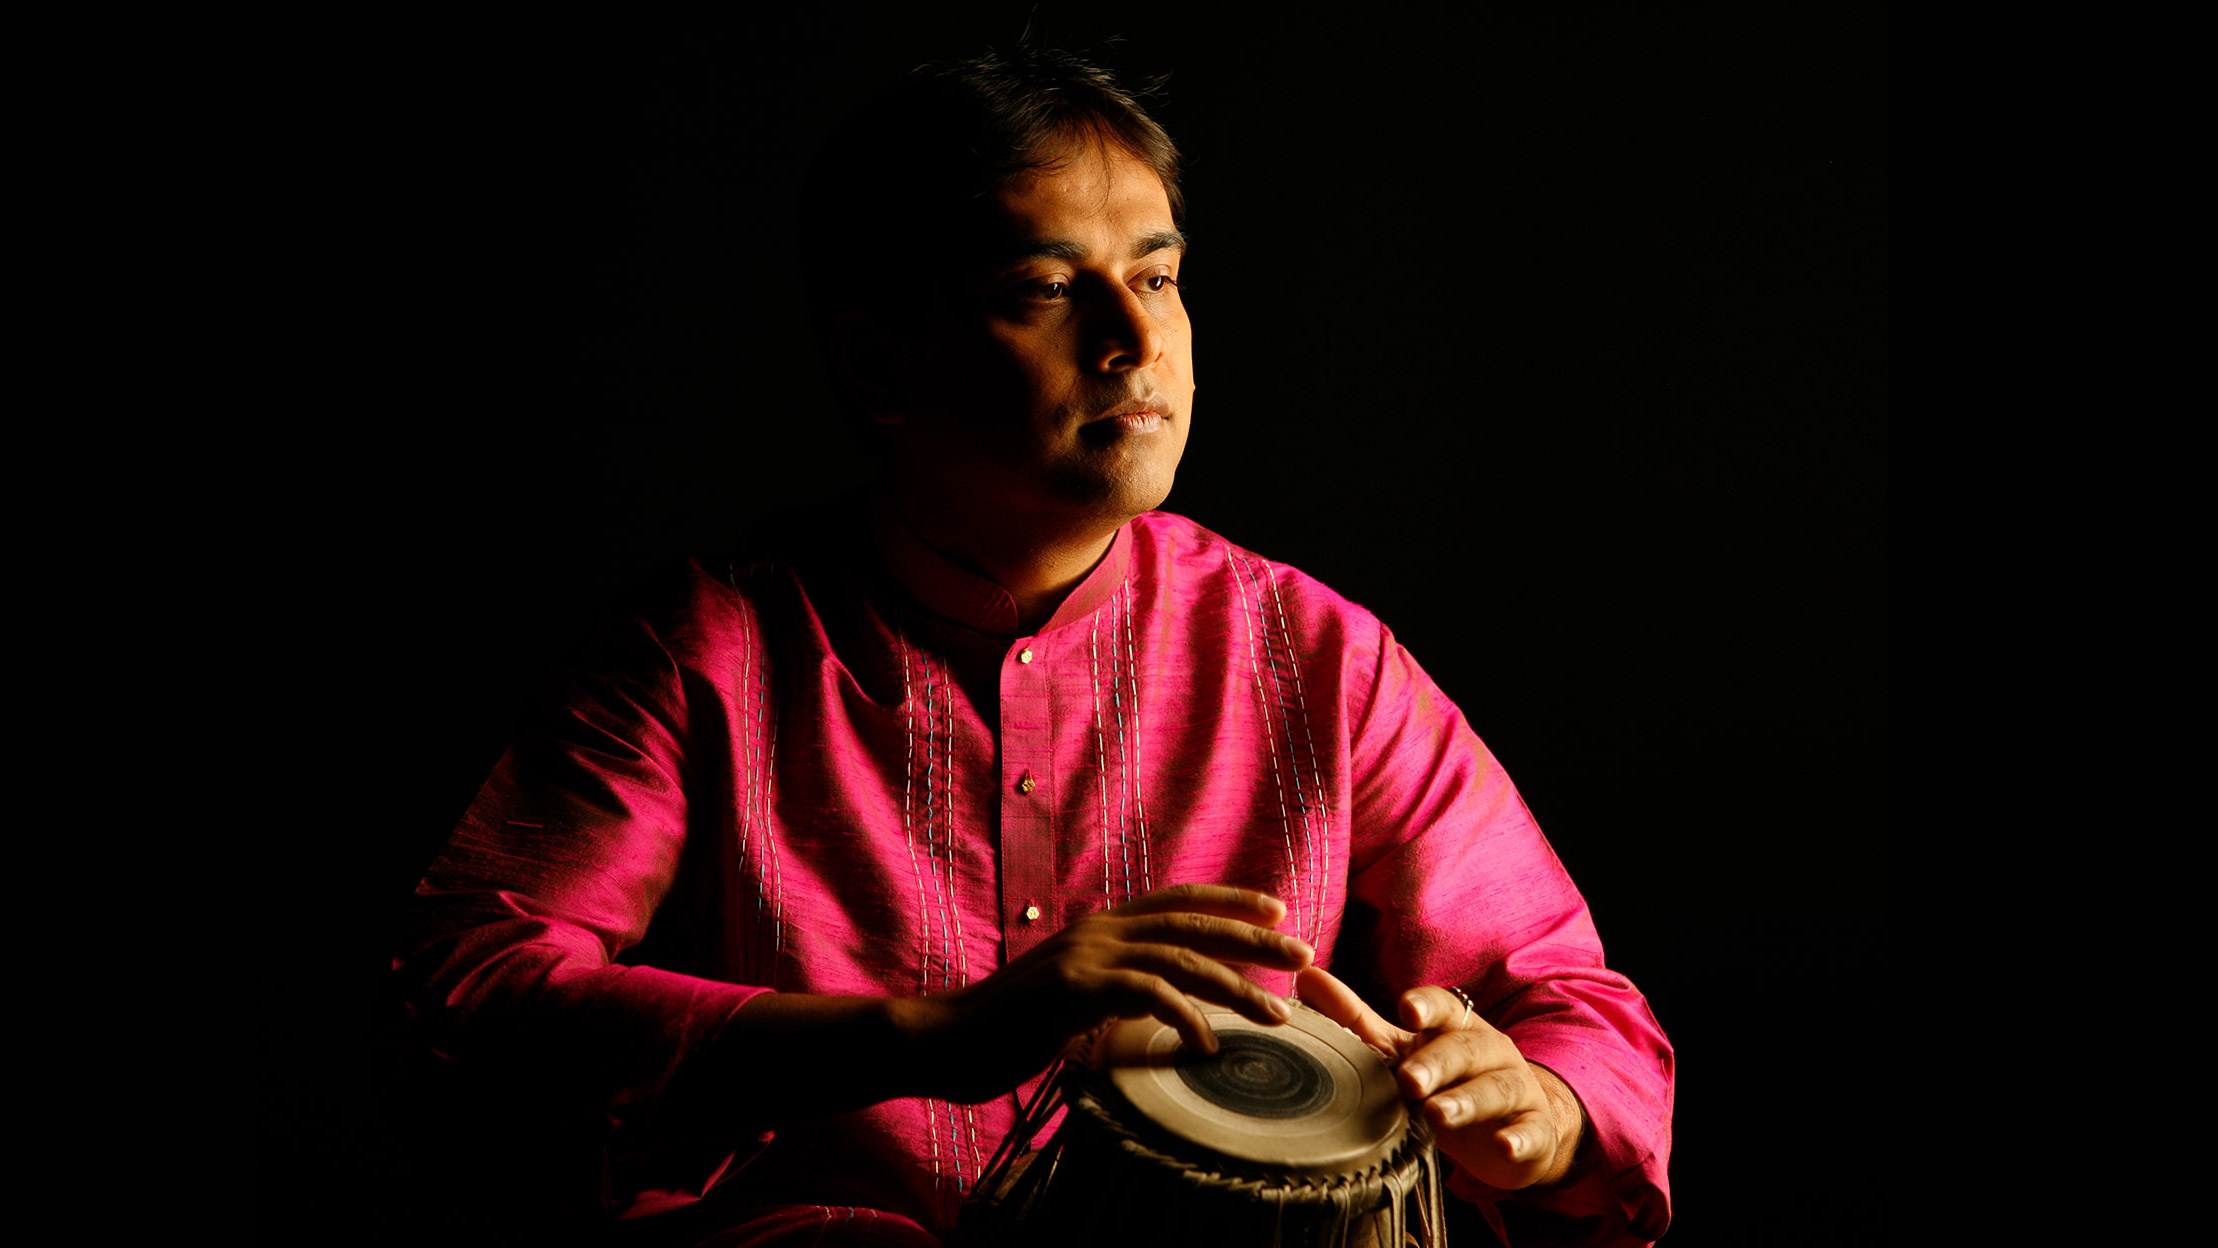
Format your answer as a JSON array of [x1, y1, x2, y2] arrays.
[[1338, 625, 1674, 1244], [395, 599, 750, 1114]]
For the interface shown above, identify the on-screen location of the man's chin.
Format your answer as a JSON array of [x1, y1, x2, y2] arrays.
[[1080, 429, 1184, 515], [1052, 459, 1177, 522]]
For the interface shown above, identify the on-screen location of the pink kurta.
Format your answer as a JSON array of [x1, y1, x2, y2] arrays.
[[400, 508, 1672, 1244]]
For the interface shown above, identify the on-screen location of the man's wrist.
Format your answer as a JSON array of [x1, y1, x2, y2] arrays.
[[884, 992, 952, 1096], [1527, 1061, 1590, 1186], [717, 991, 955, 1116]]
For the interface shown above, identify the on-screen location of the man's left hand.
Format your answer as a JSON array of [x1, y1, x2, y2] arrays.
[[1297, 966, 1585, 1190]]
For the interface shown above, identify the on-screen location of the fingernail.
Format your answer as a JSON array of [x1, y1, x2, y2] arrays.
[[1404, 1063, 1432, 1091], [1269, 996, 1293, 1020], [1503, 1131, 1525, 1158]]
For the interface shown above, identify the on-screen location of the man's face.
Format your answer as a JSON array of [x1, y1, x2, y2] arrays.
[[877, 143, 1193, 533]]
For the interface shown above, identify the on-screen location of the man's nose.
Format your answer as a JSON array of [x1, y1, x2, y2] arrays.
[[1089, 285, 1165, 374]]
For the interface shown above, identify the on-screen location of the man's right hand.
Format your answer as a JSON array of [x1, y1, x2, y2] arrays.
[[723, 885, 1310, 1120], [894, 884, 1313, 1104]]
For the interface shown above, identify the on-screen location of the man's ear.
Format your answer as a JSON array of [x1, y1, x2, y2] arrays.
[[831, 313, 906, 425]]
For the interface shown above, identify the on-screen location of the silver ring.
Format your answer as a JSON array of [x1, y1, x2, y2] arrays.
[[1449, 986, 1474, 1029]]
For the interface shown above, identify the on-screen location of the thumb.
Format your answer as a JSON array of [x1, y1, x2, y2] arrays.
[[1487, 1106, 1559, 1182]]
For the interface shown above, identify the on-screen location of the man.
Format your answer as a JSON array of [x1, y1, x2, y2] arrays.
[[399, 48, 1671, 1246]]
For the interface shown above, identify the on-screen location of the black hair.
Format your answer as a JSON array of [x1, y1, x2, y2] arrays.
[[800, 46, 1184, 342]]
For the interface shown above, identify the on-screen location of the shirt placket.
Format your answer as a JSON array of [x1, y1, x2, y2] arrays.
[[998, 635, 1056, 961]]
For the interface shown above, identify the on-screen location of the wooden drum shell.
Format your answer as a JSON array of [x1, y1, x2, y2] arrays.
[[965, 1004, 1445, 1248]]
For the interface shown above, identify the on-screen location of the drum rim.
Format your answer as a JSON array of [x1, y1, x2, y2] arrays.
[[1067, 1002, 1435, 1195]]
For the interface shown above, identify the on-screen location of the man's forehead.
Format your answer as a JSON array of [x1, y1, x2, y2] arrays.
[[971, 147, 1181, 263]]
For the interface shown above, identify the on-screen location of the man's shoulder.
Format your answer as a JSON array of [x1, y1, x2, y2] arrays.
[[650, 502, 867, 612], [1129, 511, 1385, 637], [596, 510, 856, 650]]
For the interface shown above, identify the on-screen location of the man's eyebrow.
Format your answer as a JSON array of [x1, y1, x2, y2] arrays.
[[1132, 229, 1187, 259], [1001, 238, 1091, 266], [995, 229, 1189, 267]]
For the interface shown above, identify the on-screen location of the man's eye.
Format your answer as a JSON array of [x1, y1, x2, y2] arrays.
[[1142, 275, 1179, 293], [1030, 281, 1069, 301]]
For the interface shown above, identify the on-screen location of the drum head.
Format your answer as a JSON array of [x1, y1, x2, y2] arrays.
[[1094, 1003, 1409, 1177]]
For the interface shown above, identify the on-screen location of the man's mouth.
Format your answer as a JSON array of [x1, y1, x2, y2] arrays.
[[1089, 397, 1167, 435]]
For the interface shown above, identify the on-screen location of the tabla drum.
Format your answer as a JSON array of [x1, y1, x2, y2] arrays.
[[964, 1003, 1445, 1247]]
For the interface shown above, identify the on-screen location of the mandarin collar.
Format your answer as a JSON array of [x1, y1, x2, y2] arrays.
[[868, 497, 1133, 638]]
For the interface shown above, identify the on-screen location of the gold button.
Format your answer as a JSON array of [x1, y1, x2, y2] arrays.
[[1023, 904, 1041, 922], [1018, 647, 1034, 664], [1017, 774, 1036, 794]]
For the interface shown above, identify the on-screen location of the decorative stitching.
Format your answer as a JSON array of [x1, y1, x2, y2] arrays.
[[1244, 554, 1320, 950], [728, 570, 784, 986], [1265, 570, 1328, 949], [897, 639, 932, 990], [941, 667, 967, 988], [1109, 583, 1135, 903], [1120, 582, 1152, 893], [1226, 549, 1302, 943], [959, 1101, 982, 1198], [1090, 607, 1116, 906], [921, 656, 958, 988], [735, 588, 758, 981], [896, 637, 945, 1195], [755, 638, 786, 962], [937, 670, 975, 1197]]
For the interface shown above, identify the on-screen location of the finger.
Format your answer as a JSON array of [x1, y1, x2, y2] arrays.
[[1408, 1046, 1532, 1125], [1397, 985, 1474, 1033], [1295, 966, 1413, 1056], [1123, 944, 1296, 1027], [1399, 1028, 1495, 1101], [1104, 972, 1223, 1054], [1115, 885, 1287, 927], [1118, 911, 1313, 970]]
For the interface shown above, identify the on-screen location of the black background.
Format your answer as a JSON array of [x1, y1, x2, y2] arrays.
[[270, 5, 1885, 1244]]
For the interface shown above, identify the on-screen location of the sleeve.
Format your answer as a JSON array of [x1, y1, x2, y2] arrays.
[[1344, 625, 1673, 1247], [392, 578, 773, 1210]]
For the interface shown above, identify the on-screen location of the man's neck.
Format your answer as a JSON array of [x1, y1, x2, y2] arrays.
[[879, 484, 1124, 632]]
